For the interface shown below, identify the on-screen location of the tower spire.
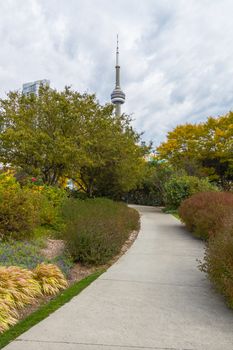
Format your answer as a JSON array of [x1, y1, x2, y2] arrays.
[[115, 34, 120, 88], [111, 34, 125, 116], [116, 34, 119, 67]]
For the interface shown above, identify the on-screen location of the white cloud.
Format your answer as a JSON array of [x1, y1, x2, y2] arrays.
[[0, 0, 233, 145]]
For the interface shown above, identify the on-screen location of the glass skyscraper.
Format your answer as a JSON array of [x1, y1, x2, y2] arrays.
[[22, 79, 50, 96]]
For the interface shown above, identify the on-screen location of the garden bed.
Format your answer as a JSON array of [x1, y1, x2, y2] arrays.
[[0, 172, 140, 335], [17, 227, 139, 321]]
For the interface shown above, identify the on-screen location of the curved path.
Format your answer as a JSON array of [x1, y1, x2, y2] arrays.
[[4, 206, 233, 350]]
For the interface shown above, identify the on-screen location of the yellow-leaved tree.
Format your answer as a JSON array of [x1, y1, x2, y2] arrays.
[[157, 112, 233, 189]]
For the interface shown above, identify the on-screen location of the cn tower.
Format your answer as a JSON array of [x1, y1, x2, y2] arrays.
[[111, 35, 125, 116]]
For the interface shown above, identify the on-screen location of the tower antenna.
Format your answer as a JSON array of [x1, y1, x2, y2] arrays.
[[116, 34, 119, 66]]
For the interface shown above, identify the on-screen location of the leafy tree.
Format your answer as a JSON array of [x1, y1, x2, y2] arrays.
[[0, 87, 88, 184], [157, 123, 205, 174], [0, 86, 146, 196], [127, 159, 173, 205], [157, 112, 233, 189], [199, 113, 233, 189], [73, 113, 147, 198]]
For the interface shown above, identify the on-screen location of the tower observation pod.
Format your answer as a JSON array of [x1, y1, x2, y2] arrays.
[[111, 35, 125, 116]]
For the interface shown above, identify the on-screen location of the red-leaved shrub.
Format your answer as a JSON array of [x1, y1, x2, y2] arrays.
[[200, 230, 233, 308], [179, 191, 233, 307], [178, 192, 233, 240]]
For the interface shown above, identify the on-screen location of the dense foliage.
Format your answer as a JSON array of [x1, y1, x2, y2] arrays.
[[164, 175, 218, 210], [127, 160, 217, 209], [0, 86, 147, 197], [157, 112, 233, 190], [62, 198, 140, 265], [127, 160, 173, 206], [0, 172, 66, 239], [0, 173, 40, 239]]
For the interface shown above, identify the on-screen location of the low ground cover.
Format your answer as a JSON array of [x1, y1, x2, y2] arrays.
[[0, 239, 73, 276]]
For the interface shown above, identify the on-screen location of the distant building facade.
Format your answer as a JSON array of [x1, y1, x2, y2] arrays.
[[22, 79, 50, 96]]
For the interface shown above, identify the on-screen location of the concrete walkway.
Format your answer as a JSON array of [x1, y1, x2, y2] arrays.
[[4, 206, 233, 350]]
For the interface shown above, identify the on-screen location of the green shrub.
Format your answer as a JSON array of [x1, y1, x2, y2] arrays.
[[40, 186, 67, 207], [164, 175, 217, 209], [39, 197, 58, 227], [0, 172, 43, 239], [0, 182, 41, 239], [0, 173, 68, 238], [62, 198, 140, 265], [179, 192, 233, 240], [35, 186, 67, 228]]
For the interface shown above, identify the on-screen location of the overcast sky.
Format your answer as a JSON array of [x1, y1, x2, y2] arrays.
[[1, 0, 233, 146]]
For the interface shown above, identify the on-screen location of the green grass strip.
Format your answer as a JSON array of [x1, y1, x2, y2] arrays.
[[172, 212, 180, 220], [163, 208, 180, 220], [0, 269, 104, 349]]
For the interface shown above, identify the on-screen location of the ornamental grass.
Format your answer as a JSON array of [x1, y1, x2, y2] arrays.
[[33, 263, 68, 296], [0, 264, 68, 333]]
